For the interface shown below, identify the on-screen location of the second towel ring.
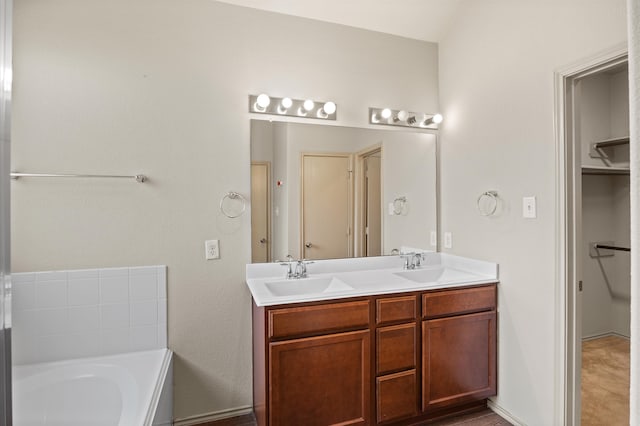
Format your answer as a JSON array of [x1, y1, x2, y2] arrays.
[[220, 191, 246, 218], [477, 191, 498, 216]]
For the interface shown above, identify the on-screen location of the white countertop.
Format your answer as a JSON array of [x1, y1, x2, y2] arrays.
[[246, 253, 498, 307]]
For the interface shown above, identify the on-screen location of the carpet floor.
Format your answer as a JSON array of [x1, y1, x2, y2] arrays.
[[581, 335, 630, 426]]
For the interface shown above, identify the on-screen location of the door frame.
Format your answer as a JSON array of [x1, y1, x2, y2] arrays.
[[355, 145, 383, 257], [251, 161, 272, 263], [554, 43, 628, 425], [300, 152, 354, 259]]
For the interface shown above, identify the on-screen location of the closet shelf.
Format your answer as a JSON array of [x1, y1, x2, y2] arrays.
[[581, 166, 629, 176], [592, 136, 630, 149]]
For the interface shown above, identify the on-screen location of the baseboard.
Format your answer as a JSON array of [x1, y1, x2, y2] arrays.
[[173, 406, 253, 426], [582, 331, 630, 341], [487, 399, 525, 426]]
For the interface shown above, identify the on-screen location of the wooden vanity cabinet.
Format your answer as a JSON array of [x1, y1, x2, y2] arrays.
[[253, 284, 497, 426], [421, 285, 497, 412]]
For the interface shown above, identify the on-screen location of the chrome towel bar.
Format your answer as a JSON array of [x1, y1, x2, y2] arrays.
[[10, 172, 147, 183]]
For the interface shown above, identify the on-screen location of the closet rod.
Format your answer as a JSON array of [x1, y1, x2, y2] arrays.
[[10, 172, 147, 183], [594, 244, 630, 252]]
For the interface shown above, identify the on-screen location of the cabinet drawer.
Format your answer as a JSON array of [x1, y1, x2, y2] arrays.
[[377, 370, 418, 423], [269, 300, 370, 339], [376, 295, 416, 325], [376, 323, 416, 375], [422, 285, 495, 319]]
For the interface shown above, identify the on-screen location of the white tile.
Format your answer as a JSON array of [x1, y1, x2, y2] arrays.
[[99, 267, 129, 277], [130, 326, 158, 351], [35, 271, 67, 281], [68, 306, 100, 333], [100, 276, 129, 304], [12, 333, 39, 365], [157, 268, 167, 299], [35, 308, 68, 335], [12, 273, 36, 283], [68, 278, 99, 306], [65, 332, 100, 359], [12, 281, 36, 311], [157, 325, 167, 348], [35, 280, 67, 309], [129, 266, 157, 275], [37, 334, 73, 362], [67, 269, 99, 280], [131, 300, 157, 326], [12, 309, 38, 336], [130, 274, 157, 300], [157, 299, 167, 324], [100, 304, 130, 329], [101, 329, 130, 355]]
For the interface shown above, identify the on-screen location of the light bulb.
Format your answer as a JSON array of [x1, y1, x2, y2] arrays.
[[432, 113, 443, 124], [256, 94, 271, 110], [281, 97, 293, 109], [381, 108, 392, 119], [303, 99, 315, 111], [322, 101, 336, 115], [397, 110, 409, 122]]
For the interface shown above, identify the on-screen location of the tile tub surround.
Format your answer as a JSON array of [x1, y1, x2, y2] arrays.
[[12, 265, 167, 364]]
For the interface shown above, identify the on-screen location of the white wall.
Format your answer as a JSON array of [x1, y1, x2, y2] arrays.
[[11, 0, 439, 420], [438, 1, 627, 424]]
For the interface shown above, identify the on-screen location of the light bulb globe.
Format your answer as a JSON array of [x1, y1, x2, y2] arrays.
[[381, 108, 392, 119], [303, 99, 315, 111], [256, 94, 271, 109], [323, 101, 336, 115]]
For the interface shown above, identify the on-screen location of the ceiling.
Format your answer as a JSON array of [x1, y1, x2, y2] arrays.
[[215, 0, 465, 42]]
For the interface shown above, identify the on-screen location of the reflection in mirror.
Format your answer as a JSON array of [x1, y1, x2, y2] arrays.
[[250, 120, 437, 262]]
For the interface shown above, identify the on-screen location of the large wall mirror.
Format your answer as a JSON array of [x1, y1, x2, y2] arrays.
[[250, 119, 437, 262]]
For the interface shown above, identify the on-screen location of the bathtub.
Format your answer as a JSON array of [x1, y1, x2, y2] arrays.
[[12, 349, 173, 426]]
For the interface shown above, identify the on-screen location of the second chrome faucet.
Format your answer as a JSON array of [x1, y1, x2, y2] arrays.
[[279, 255, 315, 279]]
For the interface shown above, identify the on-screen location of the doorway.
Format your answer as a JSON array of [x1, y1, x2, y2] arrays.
[[356, 146, 382, 257], [300, 153, 353, 260], [558, 47, 629, 425], [251, 162, 271, 263]]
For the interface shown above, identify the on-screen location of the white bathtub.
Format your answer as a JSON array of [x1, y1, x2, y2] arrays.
[[12, 349, 173, 426]]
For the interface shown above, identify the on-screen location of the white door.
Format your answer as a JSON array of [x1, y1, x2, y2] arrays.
[[251, 162, 270, 263], [364, 153, 381, 256]]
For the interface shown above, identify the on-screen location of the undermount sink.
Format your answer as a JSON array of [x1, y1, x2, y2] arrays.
[[265, 277, 353, 297], [394, 267, 446, 283]]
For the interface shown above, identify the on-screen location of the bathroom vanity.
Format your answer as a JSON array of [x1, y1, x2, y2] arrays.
[[247, 254, 498, 425]]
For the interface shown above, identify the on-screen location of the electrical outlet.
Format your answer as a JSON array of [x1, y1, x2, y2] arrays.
[[430, 231, 437, 247], [444, 232, 452, 249], [205, 239, 220, 260]]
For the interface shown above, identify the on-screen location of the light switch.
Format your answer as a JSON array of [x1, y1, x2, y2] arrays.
[[444, 232, 452, 249], [523, 196, 537, 219]]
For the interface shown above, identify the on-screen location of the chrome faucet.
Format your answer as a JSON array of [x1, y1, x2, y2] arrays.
[[401, 252, 426, 270], [278, 255, 315, 279]]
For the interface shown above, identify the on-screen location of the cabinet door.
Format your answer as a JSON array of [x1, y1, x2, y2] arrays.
[[269, 330, 370, 426], [422, 311, 496, 411]]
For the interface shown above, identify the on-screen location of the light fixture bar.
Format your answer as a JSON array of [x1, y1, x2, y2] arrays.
[[249, 94, 337, 120], [369, 107, 442, 129]]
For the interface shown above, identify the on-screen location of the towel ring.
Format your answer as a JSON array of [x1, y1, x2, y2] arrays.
[[393, 196, 407, 215], [477, 191, 498, 216], [220, 191, 246, 218]]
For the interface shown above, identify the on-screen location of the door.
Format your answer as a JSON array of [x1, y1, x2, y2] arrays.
[[301, 154, 352, 259], [269, 330, 370, 426], [422, 311, 496, 411], [251, 162, 271, 263], [0, 0, 11, 423], [364, 153, 381, 256]]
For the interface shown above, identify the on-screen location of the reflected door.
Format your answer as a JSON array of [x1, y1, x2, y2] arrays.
[[251, 162, 271, 263], [302, 154, 352, 259], [364, 153, 381, 256]]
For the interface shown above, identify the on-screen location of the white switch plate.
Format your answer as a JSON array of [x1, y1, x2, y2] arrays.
[[205, 239, 220, 260], [430, 231, 437, 247], [444, 232, 452, 249], [523, 196, 537, 219]]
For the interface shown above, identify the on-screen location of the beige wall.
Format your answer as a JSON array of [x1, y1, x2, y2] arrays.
[[439, 0, 627, 424], [11, 0, 439, 420]]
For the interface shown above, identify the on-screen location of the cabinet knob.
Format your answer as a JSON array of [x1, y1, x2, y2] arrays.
[[260, 238, 267, 244], [305, 242, 313, 248]]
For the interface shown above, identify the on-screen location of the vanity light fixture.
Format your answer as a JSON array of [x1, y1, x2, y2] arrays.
[[369, 107, 442, 129], [249, 94, 337, 120]]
